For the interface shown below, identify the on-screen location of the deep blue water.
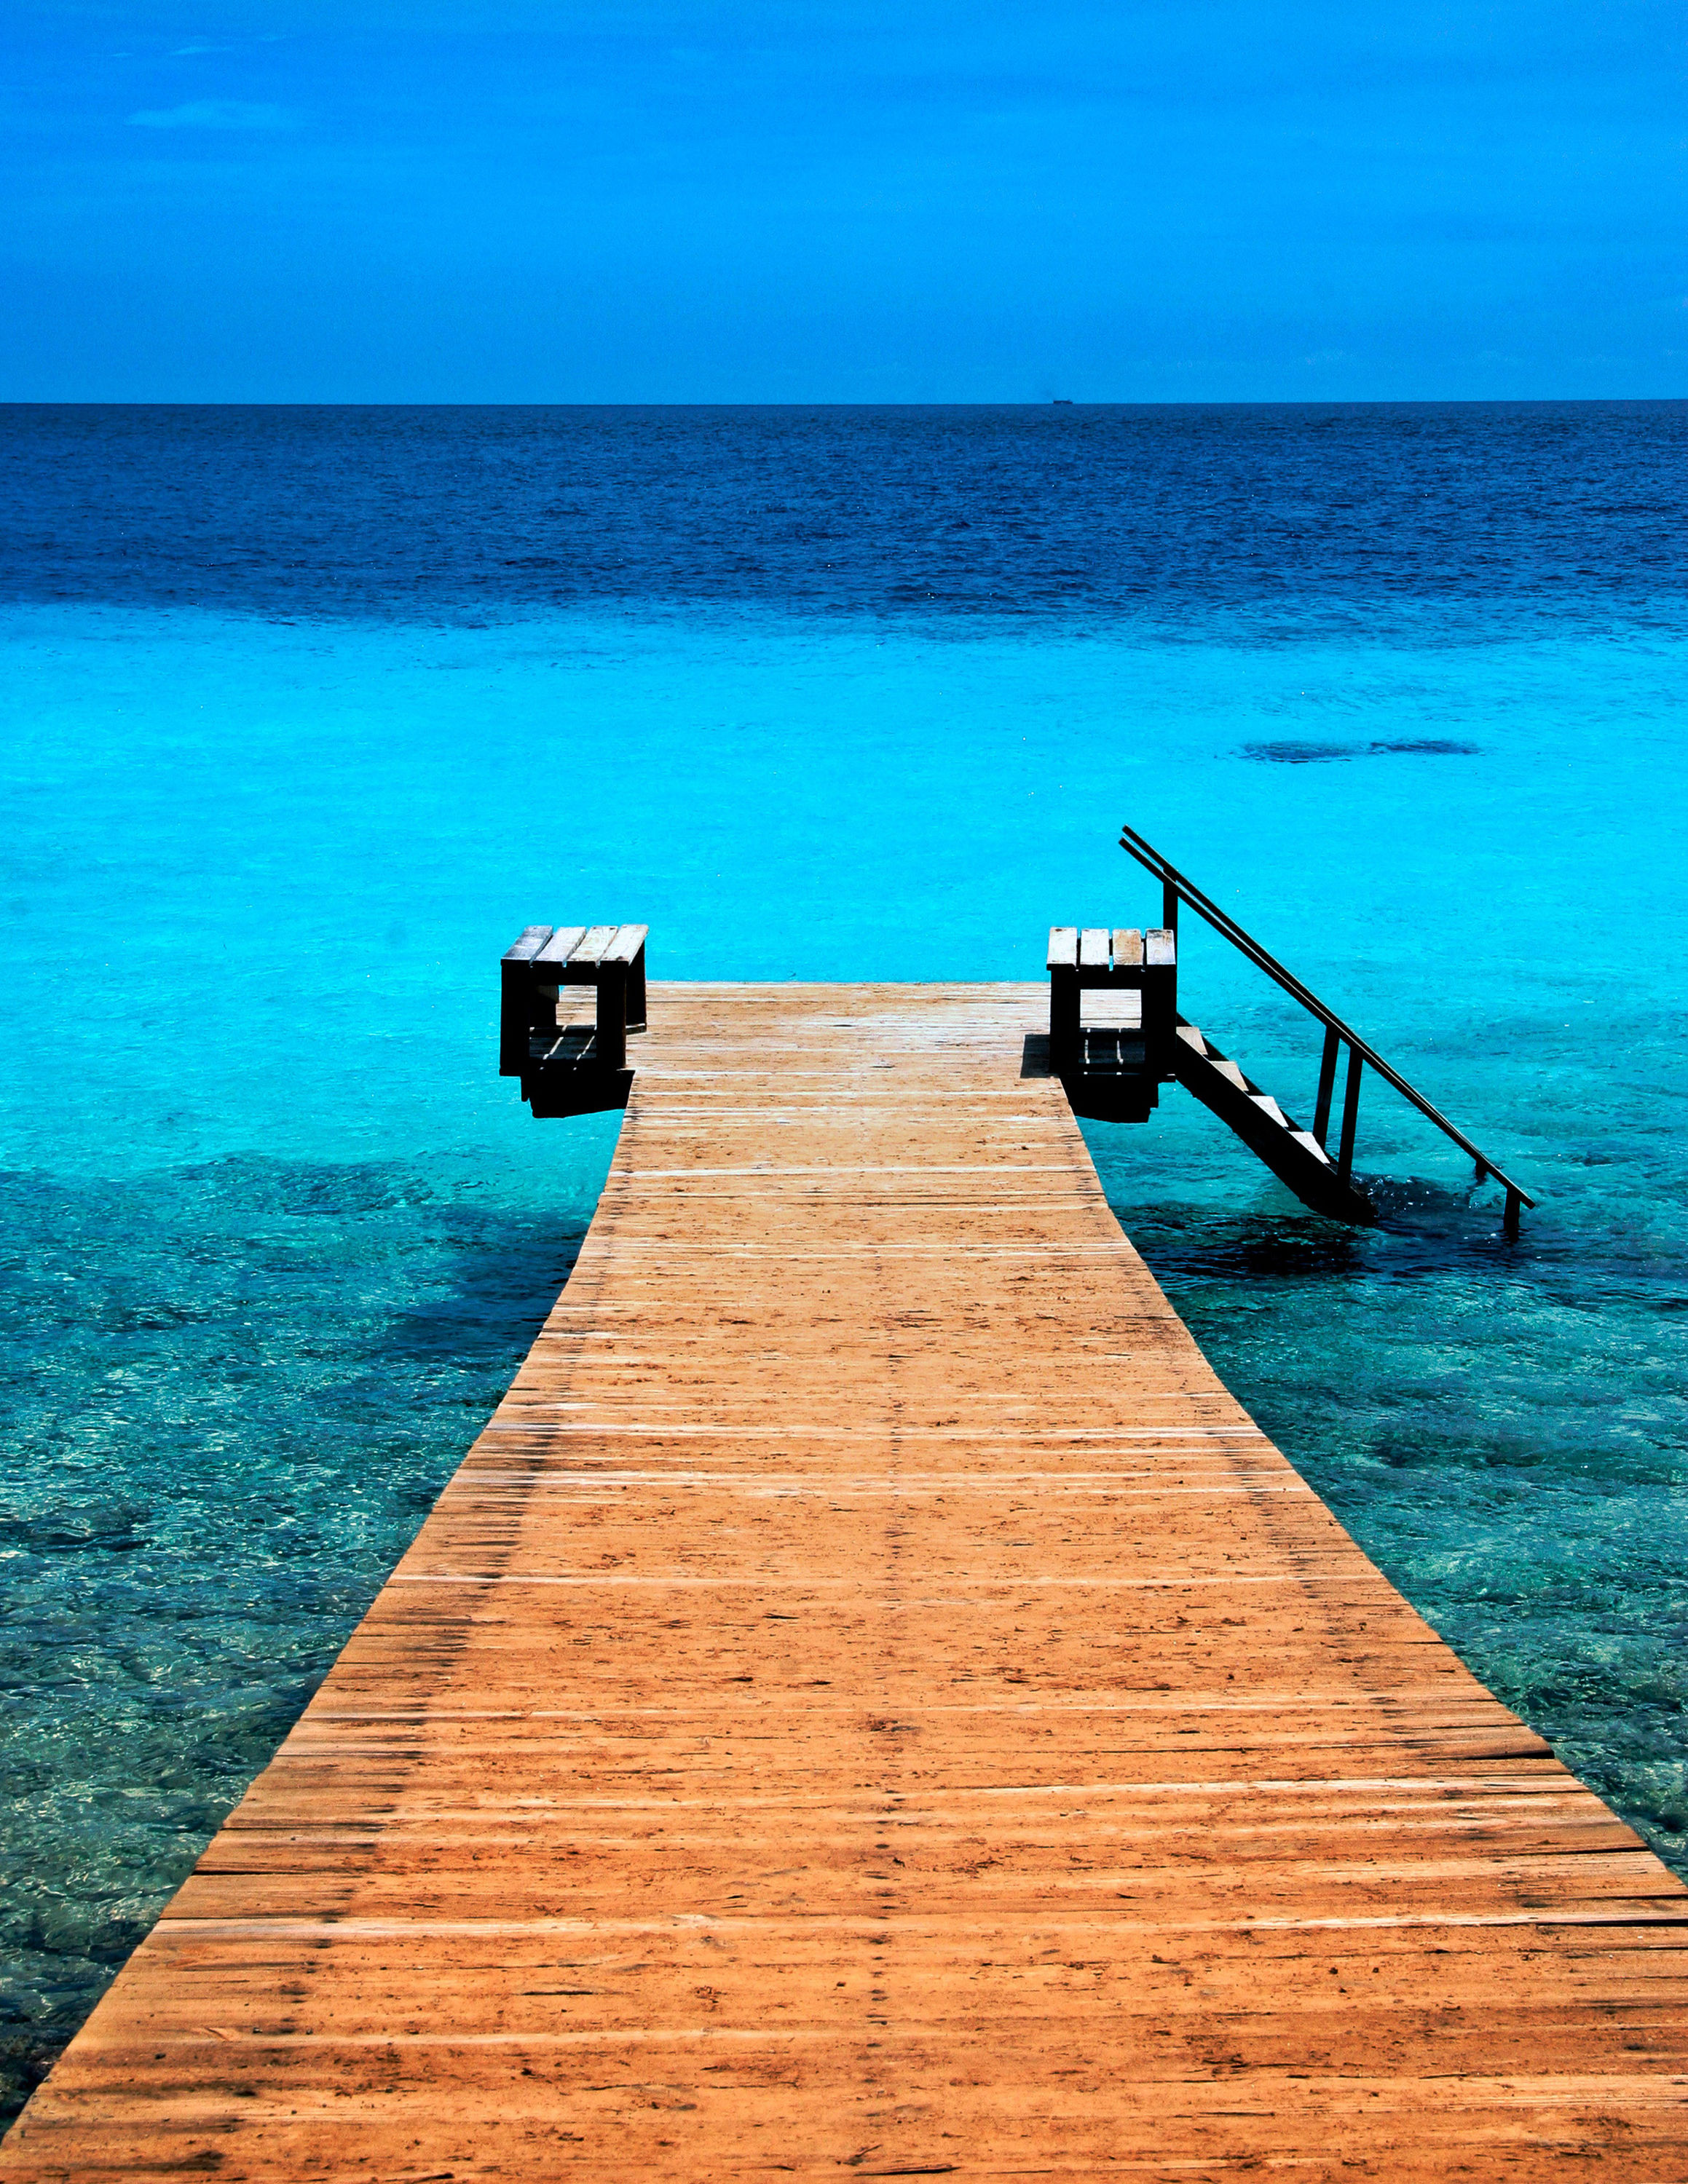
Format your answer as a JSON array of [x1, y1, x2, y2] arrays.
[[2, 403, 1686, 2121], [9, 402, 1686, 632]]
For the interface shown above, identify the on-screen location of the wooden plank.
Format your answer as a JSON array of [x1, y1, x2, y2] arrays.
[[532, 923, 587, 970], [1078, 926, 1111, 968], [1046, 925, 1078, 969], [600, 922, 649, 967], [7, 981, 1685, 2183], [1145, 925, 1177, 967], [500, 924, 553, 964], [568, 924, 620, 966], [1112, 926, 1144, 968]]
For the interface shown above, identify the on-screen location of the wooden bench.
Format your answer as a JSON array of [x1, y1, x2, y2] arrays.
[[500, 924, 648, 1114], [1046, 925, 1176, 1083]]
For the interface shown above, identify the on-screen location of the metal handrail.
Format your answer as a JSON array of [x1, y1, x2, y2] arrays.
[[1119, 823, 1535, 1223]]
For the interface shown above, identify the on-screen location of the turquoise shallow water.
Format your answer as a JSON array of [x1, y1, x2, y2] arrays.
[[4, 483, 1687, 2110]]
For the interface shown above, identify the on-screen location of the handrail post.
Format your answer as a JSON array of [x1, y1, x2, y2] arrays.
[[1312, 1026, 1340, 1147], [1162, 878, 1178, 937], [1504, 1188, 1521, 1241], [1336, 1047, 1362, 1184]]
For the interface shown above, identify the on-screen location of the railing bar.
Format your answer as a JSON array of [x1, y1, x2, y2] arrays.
[[1336, 1048, 1362, 1184], [1121, 828, 1370, 1051], [1140, 852, 1534, 1198], [1124, 828, 1470, 1112], [1126, 836, 1377, 1031], [1119, 825, 1535, 1206], [1147, 855, 1526, 1192], [1312, 1026, 1340, 1150], [1125, 826, 1373, 1027]]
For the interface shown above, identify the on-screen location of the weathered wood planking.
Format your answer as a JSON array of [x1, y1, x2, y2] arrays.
[[5, 982, 1685, 2181]]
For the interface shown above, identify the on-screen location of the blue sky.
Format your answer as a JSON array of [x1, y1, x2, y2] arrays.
[[4, 1, 1684, 400]]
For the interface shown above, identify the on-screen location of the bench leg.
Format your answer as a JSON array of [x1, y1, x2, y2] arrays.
[[503, 970, 559, 1076], [1143, 964, 1176, 1076], [595, 965, 628, 1073], [500, 960, 531, 1077], [627, 943, 647, 1034], [1049, 969, 1080, 1075]]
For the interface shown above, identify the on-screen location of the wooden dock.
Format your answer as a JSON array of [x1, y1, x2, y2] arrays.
[[6, 983, 1685, 2180]]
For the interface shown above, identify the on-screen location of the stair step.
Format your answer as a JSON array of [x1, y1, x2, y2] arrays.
[[1170, 1011, 1372, 1222]]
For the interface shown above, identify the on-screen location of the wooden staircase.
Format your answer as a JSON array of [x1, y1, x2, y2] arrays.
[[1050, 828, 1534, 1233], [1171, 1016, 1373, 1222]]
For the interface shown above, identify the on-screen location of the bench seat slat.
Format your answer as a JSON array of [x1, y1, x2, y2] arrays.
[[534, 925, 588, 970], [569, 924, 620, 966], [601, 924, 649, 967]]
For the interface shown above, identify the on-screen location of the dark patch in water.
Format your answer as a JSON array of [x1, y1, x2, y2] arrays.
[[1239, 737, 1482, 763], [1239, 739, 1357, 763]]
